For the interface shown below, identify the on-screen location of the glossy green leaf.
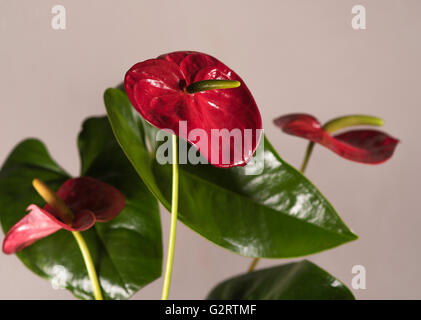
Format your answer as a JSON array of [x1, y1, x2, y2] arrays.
[[0, 116, 162, 299], [207, 260, 354, 300], [104, 88, 357, 258]]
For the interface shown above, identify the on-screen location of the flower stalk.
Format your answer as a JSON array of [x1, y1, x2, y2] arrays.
[[161, 135, 179, 300], [72, 231, 103, 300]]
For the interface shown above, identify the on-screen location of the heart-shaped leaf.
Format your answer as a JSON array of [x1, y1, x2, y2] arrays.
[[104, 88, 357, 258], [207, 260, 354, 300], [0, 116, 162, 299]]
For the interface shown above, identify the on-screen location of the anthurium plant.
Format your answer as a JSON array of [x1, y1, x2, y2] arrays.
[[0, 51, 399, 300]]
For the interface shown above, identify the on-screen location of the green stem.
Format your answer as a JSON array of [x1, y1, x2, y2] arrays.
[[185, 80, 241, 94], [72, 231, 103, 300], [248, 257, 259, 273], [299, 142, 315, 173], [161, 135, 179, 300]]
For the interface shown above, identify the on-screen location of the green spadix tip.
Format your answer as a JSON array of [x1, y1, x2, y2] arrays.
[[323, 115, 384, 133], [186, 80, 241, 94]]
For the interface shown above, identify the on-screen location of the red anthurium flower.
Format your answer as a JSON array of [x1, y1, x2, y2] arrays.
[[274, 113, 399, 164], [124, 51, 262, 168], [2, 177, 125, 254]]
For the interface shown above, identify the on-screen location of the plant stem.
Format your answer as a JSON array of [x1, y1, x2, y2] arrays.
[[247, 145, 312, 273], [161, 135, 179, 300], [299, 142, 315, 173], [248, 257, 259, 273], [72, 231, 103, 300]]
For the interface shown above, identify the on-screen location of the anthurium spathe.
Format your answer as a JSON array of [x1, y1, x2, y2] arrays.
[[124, 51, 262, 168], [274, 114, 399, 164], [2, 176, 125, 254]]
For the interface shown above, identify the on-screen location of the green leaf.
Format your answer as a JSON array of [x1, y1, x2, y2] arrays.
[[104, 88, 357, 258], [0, 116, 162, 299], [207, 260, 355, 300]]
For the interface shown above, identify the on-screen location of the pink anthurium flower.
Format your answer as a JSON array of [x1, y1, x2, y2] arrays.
[[274, 113, 399, 164], [2, 177, 125, 254], [124, 51, 262, 168]]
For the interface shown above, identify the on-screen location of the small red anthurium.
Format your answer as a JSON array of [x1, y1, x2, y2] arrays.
[[274, 113, 399, 164], [124, 51, 262, 168], [2, 177, 125, 254]]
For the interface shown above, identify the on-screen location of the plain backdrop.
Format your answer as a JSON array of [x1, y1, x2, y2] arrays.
[[0, 0, 420, 299]]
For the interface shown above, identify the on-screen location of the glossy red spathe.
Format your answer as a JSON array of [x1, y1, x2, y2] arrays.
[[46, 177, 125, 222], [274, 113, 399, 164], [2, 177, 125, 254], [124, 51, 262, 168]]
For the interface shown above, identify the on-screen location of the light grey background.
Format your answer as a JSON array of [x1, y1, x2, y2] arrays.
[[0, 0, 419, 299]]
